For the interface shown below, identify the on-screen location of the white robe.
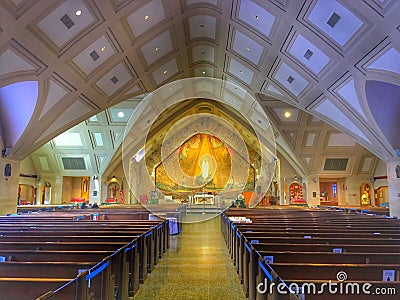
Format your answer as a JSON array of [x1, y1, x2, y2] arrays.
[[201, 160, 209, 179]]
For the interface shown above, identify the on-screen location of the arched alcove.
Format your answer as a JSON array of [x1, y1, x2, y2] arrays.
[[360, 182, 372, 205], [37, 181, 51, 205]]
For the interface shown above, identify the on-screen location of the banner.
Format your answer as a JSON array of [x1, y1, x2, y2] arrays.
[[120, 183, 124, 204]]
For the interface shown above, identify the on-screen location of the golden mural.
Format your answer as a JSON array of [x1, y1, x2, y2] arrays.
[[178, 134, 230, 187], [153, 133, 255, 196]]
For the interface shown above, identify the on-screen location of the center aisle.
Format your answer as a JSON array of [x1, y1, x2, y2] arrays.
[[133, 215, 246, 300]]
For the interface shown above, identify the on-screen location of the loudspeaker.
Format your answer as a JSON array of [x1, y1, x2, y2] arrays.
[[1, 148, 11, 158], [4, 163, 11, 177]]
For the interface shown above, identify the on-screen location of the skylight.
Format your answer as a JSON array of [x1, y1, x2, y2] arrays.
[[53, 132, 83, 146], [94, 132, 104, 146]]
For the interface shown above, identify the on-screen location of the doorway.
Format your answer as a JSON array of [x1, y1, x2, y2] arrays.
[[374, 186, 388, 206], [319, 180, 338, 206], [18, 184, 35, 205], [37, 181, 51, 205]]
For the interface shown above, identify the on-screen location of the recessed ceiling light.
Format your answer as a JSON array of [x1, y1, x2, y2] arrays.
[[245, 46, 250, 51], [254, 15, 259, 20], [117, 111, 125, 118], [163, 70, 168, 74], [284, 111, 292, 118], [75, 10, 82, 16], [101, 46, 106, 52], [144, 15, 149, 20], [239, 70, 243, 74], [155, 47, 160, 51], [202, 71, 206, 74]]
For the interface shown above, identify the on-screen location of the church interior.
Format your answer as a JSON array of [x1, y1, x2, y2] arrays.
[[0, 0, 399, 299]]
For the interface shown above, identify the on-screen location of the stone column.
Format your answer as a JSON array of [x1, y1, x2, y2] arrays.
[[0, 157, 20, 215], [387, 160, 400, 218], [89, 176, 101, 204], [306, 176, 320, 207]]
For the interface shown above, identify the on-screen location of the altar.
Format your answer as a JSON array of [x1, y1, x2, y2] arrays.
[[193, 193, 214, 205]]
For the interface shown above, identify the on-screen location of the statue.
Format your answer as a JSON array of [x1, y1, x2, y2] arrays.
[[201, 159, 209, 179]]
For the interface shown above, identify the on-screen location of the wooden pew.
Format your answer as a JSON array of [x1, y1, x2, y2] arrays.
[[0, 240, 139, 299], [255, 259, 399, 300], [0, 209, 173, 298], [0, 249, 115, 262], [2, 226, 164, 294], [270, 263, 400, 281], [0, 278, 74, 300], [0, 241, 127, 251], [256, 250, 400, 264], [0, 261, 95, 278], [222, 210, 400, 300]]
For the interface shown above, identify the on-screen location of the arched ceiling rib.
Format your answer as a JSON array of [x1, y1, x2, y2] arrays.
[[0, 0, 399, 164]]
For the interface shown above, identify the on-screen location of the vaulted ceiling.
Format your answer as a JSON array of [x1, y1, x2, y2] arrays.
[[0, 0, 399, 178]]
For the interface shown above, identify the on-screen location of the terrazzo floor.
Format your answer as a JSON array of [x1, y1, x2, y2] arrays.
[[132, 215, 246, 300]]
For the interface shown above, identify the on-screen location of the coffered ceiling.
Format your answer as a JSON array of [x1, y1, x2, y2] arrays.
[[0, 0, 399, 178]]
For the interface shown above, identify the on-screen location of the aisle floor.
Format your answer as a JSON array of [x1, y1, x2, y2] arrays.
[[132, 215, 246, 300]]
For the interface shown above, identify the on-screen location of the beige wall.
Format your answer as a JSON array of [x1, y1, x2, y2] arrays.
[[343, 175, 375, 206], [62, 176, 72, 204], [71, 177, 82, 198], [19, 156, 38, 187]]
